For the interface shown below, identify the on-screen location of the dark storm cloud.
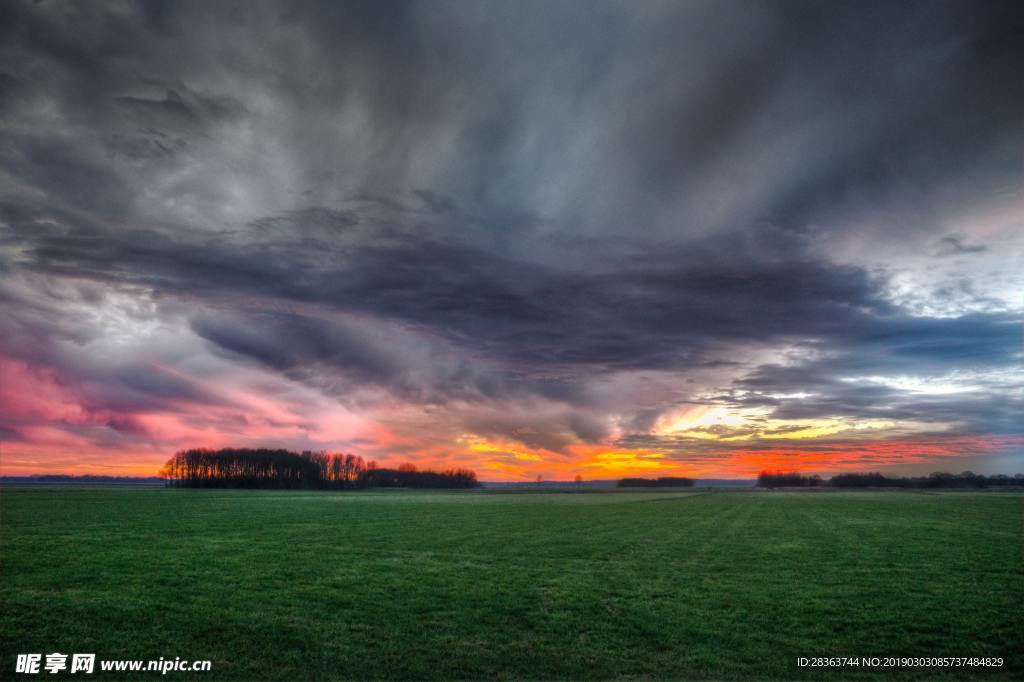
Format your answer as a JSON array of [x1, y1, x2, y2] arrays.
[[4, 205, 901, 371], [188, 307, 513, 405], [1, 0, 1022, 456], [4, 0, 1021, 223]]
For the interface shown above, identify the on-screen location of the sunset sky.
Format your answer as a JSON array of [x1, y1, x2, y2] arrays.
[[1, 0, 1022, 480]]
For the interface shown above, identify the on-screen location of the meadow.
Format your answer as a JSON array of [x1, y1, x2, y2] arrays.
[[1, 488, 1021, 680]]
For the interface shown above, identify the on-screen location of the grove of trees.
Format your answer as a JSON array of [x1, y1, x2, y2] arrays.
[[160, 448, 477, 489]]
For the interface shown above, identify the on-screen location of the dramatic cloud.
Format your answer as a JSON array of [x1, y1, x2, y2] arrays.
[[1, 0, 1022, 478]]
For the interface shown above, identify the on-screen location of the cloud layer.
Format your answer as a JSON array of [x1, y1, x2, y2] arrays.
[[1, 0, 1022, 478]]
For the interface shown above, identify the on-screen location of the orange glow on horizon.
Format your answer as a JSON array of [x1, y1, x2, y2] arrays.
[[3, 434, 1023, 479], [2, 353, 1021, 480], [3, 433, 1022, 479]]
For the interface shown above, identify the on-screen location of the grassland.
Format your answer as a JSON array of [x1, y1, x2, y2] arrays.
[[1, 488, 1021, 680]]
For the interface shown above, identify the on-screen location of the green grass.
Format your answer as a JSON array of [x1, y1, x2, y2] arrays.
[[1, 488, 1021, 680]]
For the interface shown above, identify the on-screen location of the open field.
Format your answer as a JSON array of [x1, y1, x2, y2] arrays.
[[1, 489, 1021, 680]]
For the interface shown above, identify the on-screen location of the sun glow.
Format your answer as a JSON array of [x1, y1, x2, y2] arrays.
[[460, 435, 544, 461], [654, 404, 897, 442]]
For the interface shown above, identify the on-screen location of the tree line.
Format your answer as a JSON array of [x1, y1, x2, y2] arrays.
[[830, 471, 1024, 488], [360, 463, 478, 489], [756, 472, 823, 487], [617, 477, 694, 488], [160, 448, 478, 489], [757, 470, 1024, 489]]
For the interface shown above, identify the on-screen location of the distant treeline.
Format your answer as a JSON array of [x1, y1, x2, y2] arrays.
[[0, 475, 164, 486], [161, 448, 478, 489], [617, 477, 694, 488], [830, 471, 1024, 489], [757, 472, 823, 488], [360, 467, 478, 489], [757, 470, 1024, 489]]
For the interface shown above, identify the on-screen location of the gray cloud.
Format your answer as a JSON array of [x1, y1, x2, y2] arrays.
[[1, 0, 1022, 465]]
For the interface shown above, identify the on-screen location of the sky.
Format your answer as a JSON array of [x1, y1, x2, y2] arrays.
[[1, 0, 1022, 480]]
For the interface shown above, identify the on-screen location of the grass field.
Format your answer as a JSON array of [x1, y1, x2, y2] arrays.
[[1, 489, 1021, 680]]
